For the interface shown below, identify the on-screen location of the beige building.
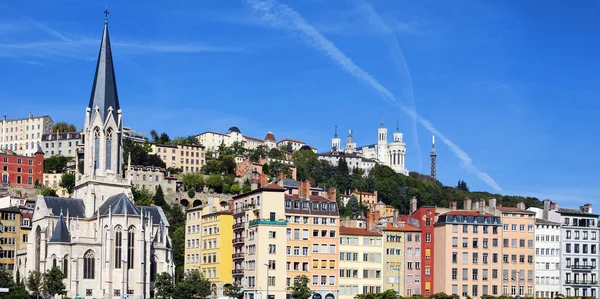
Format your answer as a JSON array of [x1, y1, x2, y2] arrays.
[[151, 143, 205, 173], [382, 222, 421, 297], [40, 132, 82, 158], [498, 206, 536, 297], [43, 173, 70, 197], [197, 127, 278, 152], [434, 210, 503, 298], [0, 114, 53, 156], [339, 227, 383, 299], [126, 165, 178, 193]]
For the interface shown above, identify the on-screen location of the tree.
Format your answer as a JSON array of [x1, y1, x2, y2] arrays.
[[220, 155, 237, 175], [159, 132, 171, 144], [285, 142, 293, 152], [43, 266, 66, 298], [224, 281, 244, 299], [132, 188, 153, 206], [52, 122, 77, 133], [39, 188, 58, 197], [59, 173, 76, 197], [201, 160, 222, 175], [457, 180, 469, 191], [268, 148, 284, 159], [346, 195, 361, 218], [150, 130, 160, 143], [0, 269, 13, 288], [154, 272, 174, 299], [27, 270, 44, 299], [187, 189, 196, 199], [377, 290, 399, 299], [44, 155, 71, 173], [242, 179, 251, 193], [205, 174, 223, 193], [153, 185, 166, 206], [268, 161, 292, 178], [173, 270, 211, 299], [123, 139, 166, 168], [289, 275, 312, 299], [182, 173, 204, 191], [230, 184, 242, 194]]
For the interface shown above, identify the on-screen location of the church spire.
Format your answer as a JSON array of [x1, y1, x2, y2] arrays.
[[334, 125, 338, 138], [88, 8, 120, 123], [396, 119, 399, 132]]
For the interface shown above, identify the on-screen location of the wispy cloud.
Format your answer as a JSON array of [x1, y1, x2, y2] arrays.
[[245, 0, 502, 192]]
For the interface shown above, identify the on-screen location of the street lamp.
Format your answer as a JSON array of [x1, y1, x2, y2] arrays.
[[264, 263, 270, 299]]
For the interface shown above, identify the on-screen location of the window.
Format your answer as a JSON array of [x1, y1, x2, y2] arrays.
[[128, 227, 135, 269], [83, 250, 95, 279], [269, 244, 276, 254], [114, 226, 122, 268]]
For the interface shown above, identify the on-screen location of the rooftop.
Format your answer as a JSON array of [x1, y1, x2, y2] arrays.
[[557, 208, 599, 217], [497, 206, 536, 214], [339, 226, 381, 236]]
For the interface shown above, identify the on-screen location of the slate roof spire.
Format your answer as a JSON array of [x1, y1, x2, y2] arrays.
[[49, 213, 71, 243], [88, 8, 119, 123]]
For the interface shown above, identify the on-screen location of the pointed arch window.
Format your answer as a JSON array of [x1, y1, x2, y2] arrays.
[[35, 227, 41, 272], [63, 255, 69, 277], [51, 254, 57, 269], [93, 128, 101, 170], [150, 255, 157, 282], [106, 128, 113, 171], [127, 226, 135, 269], [114, 226, 122, 269], [83, 250, 95, 279]]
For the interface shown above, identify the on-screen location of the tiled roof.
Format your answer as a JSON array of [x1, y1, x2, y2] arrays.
[[44, 196, 86, 218], [339, 226, 381, 236], [96, 193, 140, 216], [443, 210, 494, 217], [497, 206, 536, 214], [49, 214, 71, 243], [535, 218, 561, 226], [279, 138, 304, 144], [383, 223, 421, 232], [243, 135, 264, 143], [557, 208, 599, 217]]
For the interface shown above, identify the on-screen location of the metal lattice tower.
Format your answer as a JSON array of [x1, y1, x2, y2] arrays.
[[430, 135, 437, 180]]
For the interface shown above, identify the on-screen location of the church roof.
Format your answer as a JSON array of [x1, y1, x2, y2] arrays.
[[43, 196, 86, 218], [49, 214, 71, 243], [35, 144, 45, 155], [227, 126, 241, 134], [88, 17, 120, 124], [96, 193, 140, 216]]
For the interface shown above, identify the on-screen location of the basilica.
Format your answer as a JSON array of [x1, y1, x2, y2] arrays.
[[18, 14, 174, 298]]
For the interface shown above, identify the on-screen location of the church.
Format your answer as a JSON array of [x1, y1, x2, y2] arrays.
[[19, 13, 174, 299], [329, 119, 408, 175]]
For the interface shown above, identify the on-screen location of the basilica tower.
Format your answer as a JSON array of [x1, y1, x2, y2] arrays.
[[388, 119, 407, 175], [376, 116, 388, 164], [331, 125, 341, 152]]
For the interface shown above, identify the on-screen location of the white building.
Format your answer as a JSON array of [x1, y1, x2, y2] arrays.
[[1, 114, 53, 156], [20, 16, 174, 299], [328, 120, 408, 175], [197, 127, 285, 152], [318, 152, 376, 176], [40, 131, 82, 158], [534, 218, 561, 299]]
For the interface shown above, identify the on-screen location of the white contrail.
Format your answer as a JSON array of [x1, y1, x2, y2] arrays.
[[356, 1, 422, 171], [246, 0, 502, 192]]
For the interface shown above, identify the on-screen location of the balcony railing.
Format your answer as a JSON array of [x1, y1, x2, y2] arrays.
[[570, 265, 596, 270], [232, 252, 245, 259], [564, 280, 598, 285], [232, 269, 244, 275], [248, 219, 287, 226], [233, 223, 244, 229], [233, 237, 245, 244]]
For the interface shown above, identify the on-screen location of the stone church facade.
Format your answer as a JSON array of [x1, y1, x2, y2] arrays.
[[18, 15, 174, 299]]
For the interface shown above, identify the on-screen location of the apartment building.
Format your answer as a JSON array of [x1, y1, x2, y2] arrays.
[[1, 147, 44, 187], [284, 183, 339, 299], [534, 218, 561, 298], [382, 222, 421, 297], [232, 184, 288, 299], [40, 132, 81, 157], [126, 165, 178, 193], [0, 206, 25, 274], [339, 227, 383, 299], [433, 210, 503, 298], [558, 204, 599, 298], [498, 205, 536, 297], [0, 114, 53, 156], [151, 143, 206, 173], [43, 173, 70, 197], [185, 205, 203, 274], [410, 205, 436, 296]]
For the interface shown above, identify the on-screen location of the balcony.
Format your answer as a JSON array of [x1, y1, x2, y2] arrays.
[[233, 223, 244, 230], [232, 252, 245, 259], [248, 219, 287, 226], [233, 237, 245, 244], [570, 265, 596, 271], [564, 280, 598, 285], [232, 269, 244, 275]]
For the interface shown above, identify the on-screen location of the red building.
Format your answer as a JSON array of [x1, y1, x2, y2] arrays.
[[409, 206, 437, 296], [0, 147, 44, 187]]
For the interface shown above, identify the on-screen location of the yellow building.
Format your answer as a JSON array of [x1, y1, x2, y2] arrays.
[[151, 143, 206, 173], [185, 197, 233, 297], [382, 223, 421, 296], [339, 227, 383, 299], [498, 206, 536, 297], [43, 173, 70, 197], [0, 206, 25, 274]]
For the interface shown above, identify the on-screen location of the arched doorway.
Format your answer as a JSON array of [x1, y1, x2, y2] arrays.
[[193, 200, 202, 207], [180, 199, 189, 208]]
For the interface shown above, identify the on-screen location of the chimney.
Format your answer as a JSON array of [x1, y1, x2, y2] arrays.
[[410, 196, 417, 214], [450, 201, 457, 211], [393, 209, 399, 227], [258, 174, 268, 188], [543, 199, 551, 220], [580, 203, 592, 214], [489, 198, 497, 209], [327, 188, 337, 201], [304, 180, 311, 199], [464, 198, 472, 211], [517, 202, 526, 210], [366, 211, 378, 231], [473, 201, 480, 211], [298, 181, 306, 199], [550, 202, 558, 210], [479, 199, 486, 212]]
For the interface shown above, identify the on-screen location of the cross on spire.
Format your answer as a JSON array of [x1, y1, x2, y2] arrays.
[[104, 7, 110, 23]]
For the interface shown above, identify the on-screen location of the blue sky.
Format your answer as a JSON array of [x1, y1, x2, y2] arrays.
[[1, 0, 599, 206]]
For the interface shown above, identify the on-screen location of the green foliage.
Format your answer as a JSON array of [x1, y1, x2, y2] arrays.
[[153, 185, 166, 206], [27, 270, 43, 299], [0, 269, 30, 298], [154, 272, 174, 299], [38, 187, 58, 197], [164, 204, 186, 282], [268, 148, 285, 159], [43, 266, 67, 297], [205, 174, 224, 193], [59, 173, 76, 197], [250, 145, 268, 162], [224, 281, 244, 299], [229, 184, 241, 194], [377, 290, 399, 299], [346, 196, 362, 218], [187, 189, 196, 199], [123, 139, 166, 168], [242, 179, 251, 193], [181, 173, 204, 191], [52, 122, 77, 133], [132, 187, 153, 206], [0, 269, 13, 288], [266, 161, 291, 178], [44, 155, 71, 173], [457, 180, 469, 191], [285, 142, 293, 152], [289, 275, 312, 299], [172, 270, 211, 299], [221, 155, 237, 176], [201, 159, 222, 175]]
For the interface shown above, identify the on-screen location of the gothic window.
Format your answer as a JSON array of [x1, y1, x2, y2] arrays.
[[114, 226, 122, 269], [51, 255, 57, 268], [128, 226, 135, 269], [83, 250, 95, 279], [63, 255, 68, 277], [150, 255, 157, 282], [35, 227, 41, 271], [106, 128, 113, 170], [93, 128, 100, 170], [393, 151, 397, 165]]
